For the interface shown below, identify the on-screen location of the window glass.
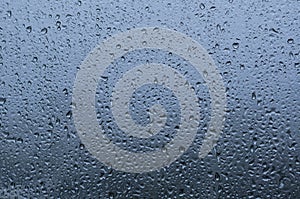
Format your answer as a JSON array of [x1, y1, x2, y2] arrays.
[[1, 0, 299, 198]]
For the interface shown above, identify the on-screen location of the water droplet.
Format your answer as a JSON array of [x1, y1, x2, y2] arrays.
[[7, 11, 12, 18], [26, 26, 32, 33], [101, 75, 108, 81], [41, 28, 48, 34], [232, 42, 239, 49], [287, 38, 294, 44], [153, 27, 159, 32], [63, 88, 68, 96], [189, 115, 195, 121], [203, 70, 208, 78], [0, 97, 6, 105], [199, 3, 205, 10], [66, 110, 72, 119], [179, 146, 185, 153], [32, 57, 38, 63], [252, 92, 256, 100], [210, 6, 216, 11]]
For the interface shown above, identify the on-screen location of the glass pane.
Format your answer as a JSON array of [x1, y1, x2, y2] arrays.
[[1, 0, 299, 198]]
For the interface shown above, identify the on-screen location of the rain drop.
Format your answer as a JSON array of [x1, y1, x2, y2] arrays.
[[287, 38, 294, 44], [232, 42, 239, 49], [26, 26, 32, 33], [0, 97, 6, 105], [41, 28, 48, 34], [199, 3, 205, 10]]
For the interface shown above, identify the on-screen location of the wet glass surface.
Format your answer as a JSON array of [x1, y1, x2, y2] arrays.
[[0, 0, 299, 198]]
